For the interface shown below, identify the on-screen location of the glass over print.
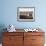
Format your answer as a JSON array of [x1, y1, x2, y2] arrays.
[[17, 7, 35, 22]]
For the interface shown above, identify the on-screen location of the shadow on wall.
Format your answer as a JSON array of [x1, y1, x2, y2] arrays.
[[0, 24, 7, 43]]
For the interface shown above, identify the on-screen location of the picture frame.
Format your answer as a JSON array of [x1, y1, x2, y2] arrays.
[[17, 7, 35, 22]]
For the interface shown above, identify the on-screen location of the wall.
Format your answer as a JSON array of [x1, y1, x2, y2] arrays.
[[0, 0, 46, 29]]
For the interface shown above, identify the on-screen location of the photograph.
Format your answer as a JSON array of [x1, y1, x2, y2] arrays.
[[17, 7, 35, 22]]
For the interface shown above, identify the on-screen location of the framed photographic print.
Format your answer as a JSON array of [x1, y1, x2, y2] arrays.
[[17, 7, 35, 22]]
